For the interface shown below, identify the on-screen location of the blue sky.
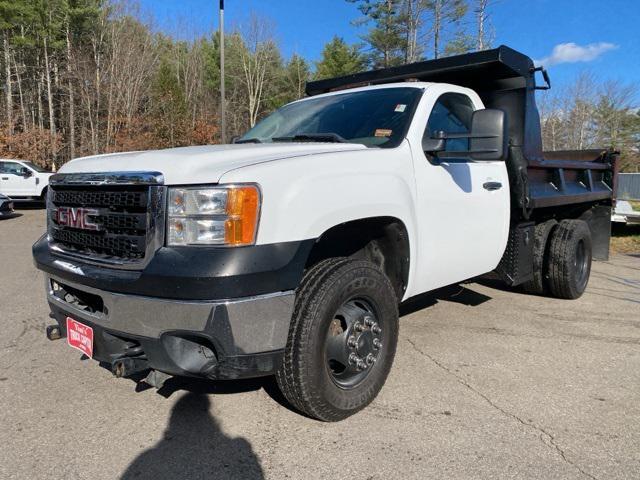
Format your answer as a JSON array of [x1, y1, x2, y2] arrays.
[[139, 0, 640, 91]]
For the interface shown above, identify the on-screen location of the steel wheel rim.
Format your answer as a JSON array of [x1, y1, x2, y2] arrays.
[[324, 298, 383, 389], [575, 239, 589, 290]]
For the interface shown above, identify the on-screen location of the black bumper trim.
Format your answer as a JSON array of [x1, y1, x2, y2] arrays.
[[49, 305, 284, 380], [34, 235, 315, 301]]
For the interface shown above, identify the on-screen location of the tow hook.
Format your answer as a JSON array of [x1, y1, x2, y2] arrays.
[[46, 325, 63, 341], [112, 357, 150, 378]]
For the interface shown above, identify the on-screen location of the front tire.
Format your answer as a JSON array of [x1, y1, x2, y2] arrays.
[[276, 258, 399, 421], [547, 219, 592, 299]]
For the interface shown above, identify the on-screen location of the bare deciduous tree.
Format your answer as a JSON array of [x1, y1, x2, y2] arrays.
[[239, 15, 277, 127], [538, 72, 639, 171]]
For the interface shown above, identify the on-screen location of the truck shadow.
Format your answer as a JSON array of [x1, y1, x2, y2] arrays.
[[400, 283, 492, 317], [139, 374, 297, 418], [440, 162, 472, 193], [157, 374, 283, 399], [120, 392, 264, 480]]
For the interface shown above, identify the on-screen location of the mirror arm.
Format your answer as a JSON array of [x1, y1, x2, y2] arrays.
[[437, 132, 499, 140], [437, 149, 498, 158]]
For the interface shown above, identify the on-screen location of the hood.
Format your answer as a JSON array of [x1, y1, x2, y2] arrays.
[[59, 143, 367, 184]]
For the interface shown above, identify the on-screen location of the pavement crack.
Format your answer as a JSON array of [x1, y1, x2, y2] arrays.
[[405, 338, 599, 480]]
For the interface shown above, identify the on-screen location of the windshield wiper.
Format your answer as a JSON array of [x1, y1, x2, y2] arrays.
[[234, 138, 262, 144], [272, 133, 348, 143]]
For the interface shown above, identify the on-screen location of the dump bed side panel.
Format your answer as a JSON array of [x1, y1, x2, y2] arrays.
[[528, 149, 617, 209]]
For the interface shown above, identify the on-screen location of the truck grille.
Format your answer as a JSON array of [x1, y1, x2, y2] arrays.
[[52, 189, 147, 209], [48, 185, 152, 262]]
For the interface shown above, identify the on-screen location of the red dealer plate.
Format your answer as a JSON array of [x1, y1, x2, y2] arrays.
[[66, 317, 94, 358]]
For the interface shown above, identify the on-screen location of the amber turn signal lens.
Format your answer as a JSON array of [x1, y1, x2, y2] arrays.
[[224, 186, 260, 245]]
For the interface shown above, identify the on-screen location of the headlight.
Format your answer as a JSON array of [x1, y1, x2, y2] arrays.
[[167, 185, 261, 246]]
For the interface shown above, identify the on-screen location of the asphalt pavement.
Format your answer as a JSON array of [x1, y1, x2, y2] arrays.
[[1, 209, 639, 479]]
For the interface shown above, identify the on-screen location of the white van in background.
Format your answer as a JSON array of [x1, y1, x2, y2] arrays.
[[0, 159, 52, 201]]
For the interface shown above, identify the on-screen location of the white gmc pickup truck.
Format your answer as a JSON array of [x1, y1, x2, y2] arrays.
[[34, 46, 617, 421]]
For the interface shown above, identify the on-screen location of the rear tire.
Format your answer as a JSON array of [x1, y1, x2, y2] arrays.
[[276, 258, 399, 421], [547, 219, 592, 299], [522, 220, 557, 295]]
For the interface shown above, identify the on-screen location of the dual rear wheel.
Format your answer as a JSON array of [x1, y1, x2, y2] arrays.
[[523, 219, 593, 299]]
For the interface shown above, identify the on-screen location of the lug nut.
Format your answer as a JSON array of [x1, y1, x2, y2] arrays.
[[366, 354, 376, 365], [356, 360, 367, 371], [354, 322, 364, 332], [373, 338, 382, 350], [364, 316, 375, 327], [349, 353, 359, 365], [347, 336, 357, 348], [371, 323, 381, 334]]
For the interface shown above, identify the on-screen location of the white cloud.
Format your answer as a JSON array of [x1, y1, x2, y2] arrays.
[[534, 42, 618, 67]]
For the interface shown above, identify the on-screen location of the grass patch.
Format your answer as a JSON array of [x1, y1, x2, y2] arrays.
[[629, 200, 640, 211], [611, 223, 640, 254]]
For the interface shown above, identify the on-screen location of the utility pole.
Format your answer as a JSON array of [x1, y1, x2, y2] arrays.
[[219, 0, 226, 143]]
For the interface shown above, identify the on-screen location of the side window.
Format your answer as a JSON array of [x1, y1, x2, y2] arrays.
[[424, 93, 475, 152], [0, 162, 22, 175]]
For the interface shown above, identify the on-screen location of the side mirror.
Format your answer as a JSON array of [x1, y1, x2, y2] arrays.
[[422, 131, 446, 154], [20, 167, 33, 178], [422, 109, 507, 161], [469, 109, 507, 161]]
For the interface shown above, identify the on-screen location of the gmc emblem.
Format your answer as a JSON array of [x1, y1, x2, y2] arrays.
[[55, 207, 101, 231]]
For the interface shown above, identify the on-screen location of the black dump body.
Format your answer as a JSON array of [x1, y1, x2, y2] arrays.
[[306, 45, 618, 222]]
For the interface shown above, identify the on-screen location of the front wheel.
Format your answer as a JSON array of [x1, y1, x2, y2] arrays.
[[276, 258, 399, 421]]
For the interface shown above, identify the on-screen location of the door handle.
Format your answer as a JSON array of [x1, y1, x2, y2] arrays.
[[483, 181, 502, 191], [1, 177, 8, 180]]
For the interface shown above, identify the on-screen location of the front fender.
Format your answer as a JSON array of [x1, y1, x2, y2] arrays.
[[219, 147, 420, 299], [218, 147, 418, 246]]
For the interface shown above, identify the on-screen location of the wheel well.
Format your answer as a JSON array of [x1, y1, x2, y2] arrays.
[[306, 217, 410, 299]]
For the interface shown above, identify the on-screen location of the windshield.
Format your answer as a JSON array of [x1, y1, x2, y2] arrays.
[[239, 87, 423, 148], [22, 161, 49, 173]]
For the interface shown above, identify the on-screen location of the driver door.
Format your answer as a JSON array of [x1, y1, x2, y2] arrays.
[[412, 92, 510, 292], [0, 161, 33, 196]]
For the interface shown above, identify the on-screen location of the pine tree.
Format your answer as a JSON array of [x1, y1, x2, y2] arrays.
[[0, 0, 36, 134], [428, 0, 468, 59], [348, 0, 405, 68], [315, 36, 366, 80], [281, 54, 310, 102], [153, 56, 188, 146], [443, 31, 474, 56]]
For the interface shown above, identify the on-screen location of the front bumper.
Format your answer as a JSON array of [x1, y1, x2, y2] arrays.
[[34, 173, 314, 380], [46, 274, 295, 379]]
